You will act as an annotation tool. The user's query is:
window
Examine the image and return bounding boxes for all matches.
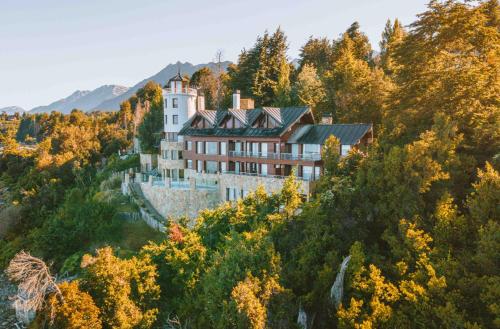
[206,142,218,155]
[274,143,280,154]
[206,161,218,174]
[165,115,168,124]
[253,114,279,128]
[314,166,321,180]
[291,144,299,157]
[172,169,179,181]
[187,159,193,169]
[165,132,178,142]
[197,160,203,173]
[220,162,227,173]
[261,164,268,176]
[303,144,320,154]
[193,118,208,128]
[226,188,238,201]
[341,145,351,156]
[252,142,259,156]
[173,115,179,125]
[171,150,178,160]
[235,142,242,153]
[172,98,178,108]
[221,115,243,129]
[302,166,313,180]
[196,141,204,154]
[261,143,268,157]
[186,141,192,151]
[220,142,227,155]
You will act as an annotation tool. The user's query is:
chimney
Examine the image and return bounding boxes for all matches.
[240,98,255,110]
[232,90,240,109]
[321,113,333,124]
[197,91,205,111]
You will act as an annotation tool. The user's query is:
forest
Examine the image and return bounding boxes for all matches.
[0,0,498,328]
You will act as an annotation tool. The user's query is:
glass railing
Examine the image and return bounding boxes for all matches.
[228,151,321,161]
[224,171,317,181]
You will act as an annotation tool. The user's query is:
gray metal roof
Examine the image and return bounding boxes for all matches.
[288,124,372,145]
[179,107,311,138]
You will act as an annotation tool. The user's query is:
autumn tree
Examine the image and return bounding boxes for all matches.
[81,247,160,329]
[385,0,500,163]
[45,281,102,329]
[293,64,326,119]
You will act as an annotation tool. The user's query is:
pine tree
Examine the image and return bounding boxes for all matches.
[294,64,326,119]
[379,19,406,75]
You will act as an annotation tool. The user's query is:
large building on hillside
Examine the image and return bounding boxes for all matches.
[136,73,373,219]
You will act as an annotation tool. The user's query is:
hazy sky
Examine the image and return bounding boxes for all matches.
[0,0,428,110]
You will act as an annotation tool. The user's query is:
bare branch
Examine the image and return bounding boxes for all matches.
[6,251,62,324]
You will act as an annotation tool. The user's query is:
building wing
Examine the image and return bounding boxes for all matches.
[288,123,373,145]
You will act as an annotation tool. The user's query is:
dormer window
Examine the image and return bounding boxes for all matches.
[220,115,243,129]
[191,117,210,129]
[253,113,279,128]
[172,98,178,108]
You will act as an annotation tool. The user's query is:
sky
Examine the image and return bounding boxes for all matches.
[0,0,429,110]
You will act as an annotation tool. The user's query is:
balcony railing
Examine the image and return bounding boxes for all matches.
[224,171,317,181]
[228,151,321,161]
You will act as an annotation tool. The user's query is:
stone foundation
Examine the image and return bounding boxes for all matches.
[138,181,219,225]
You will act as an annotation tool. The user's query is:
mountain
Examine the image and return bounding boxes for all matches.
[30,85,129,114]
[94,61,232,111]
[0,106,25,115]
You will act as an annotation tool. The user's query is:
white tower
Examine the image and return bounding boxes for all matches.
[162,71,197,141]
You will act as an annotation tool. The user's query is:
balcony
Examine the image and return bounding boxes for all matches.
[224,171,317,182]
[228,151,321,161]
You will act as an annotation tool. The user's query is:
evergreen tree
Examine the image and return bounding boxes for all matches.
[379,19,406,75]
[385,0,500,164]
[299,37,335,75]
[293,64,326,119]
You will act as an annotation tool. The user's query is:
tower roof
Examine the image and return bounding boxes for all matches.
[168,72,185,83]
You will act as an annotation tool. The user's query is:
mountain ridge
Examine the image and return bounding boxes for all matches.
[30,85,129,114]
[0,106,25,115]
[28,61,232,113]
[93,61,232,111]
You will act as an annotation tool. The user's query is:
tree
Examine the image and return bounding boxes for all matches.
[228,28,291,106]
[190,67,218,110]
[81,247,159,329]
[136,82,164,153]
[293,64,326,119]
[385,0,500,164]
[6,251,62,322]
[45,281,102,329]
[141,223,206,317]
[344,22,373,63]
[322,135,341,175]
[379,19,406,75]
[299,37,334,75]
[325,33,390,125]
[231,273,292,329]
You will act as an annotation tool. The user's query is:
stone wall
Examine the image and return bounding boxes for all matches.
[184,170,313,200]
[138,181,220,225]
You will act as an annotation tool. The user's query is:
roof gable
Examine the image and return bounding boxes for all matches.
[179,106,312,137]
